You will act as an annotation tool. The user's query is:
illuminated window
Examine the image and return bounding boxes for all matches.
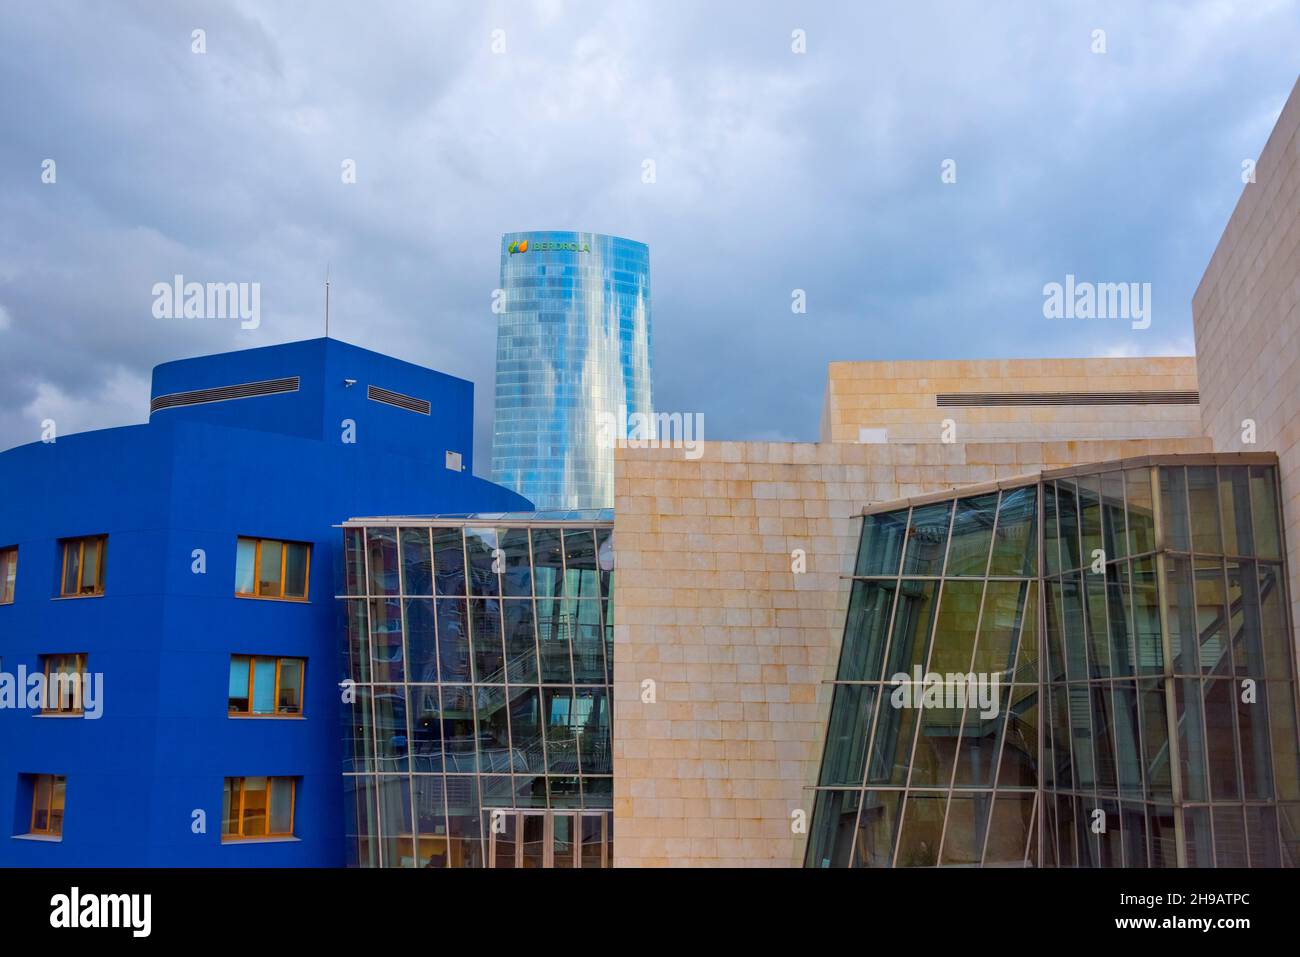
[222,777,296,840]
[59,536,106,597]
[228,655,305,716]
[235,538,310,600]
[41,654,86,715]
[0,546,16,603]
[29,774,66,836]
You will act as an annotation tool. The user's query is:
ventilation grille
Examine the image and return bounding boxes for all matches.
[936,390,1199,408]
[368,385,431,415]
[150,376,300,413]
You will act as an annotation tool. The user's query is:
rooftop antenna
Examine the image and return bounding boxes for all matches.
[324,264,331,339]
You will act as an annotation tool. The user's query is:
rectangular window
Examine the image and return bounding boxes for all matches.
[41,654,86,715]
[59,536,106,597]
[29,774,66,836]
[0,546,16,603]
[228,655,305,716]
[222,776,296,840]
[234,537,310,600]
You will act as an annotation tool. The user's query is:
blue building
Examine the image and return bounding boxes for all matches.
[0,338,529,866]
[491,231,654,510]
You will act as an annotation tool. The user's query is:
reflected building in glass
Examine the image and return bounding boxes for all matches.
[491,231,653,510]
[340,511,615,868]
[806,454,1300,867]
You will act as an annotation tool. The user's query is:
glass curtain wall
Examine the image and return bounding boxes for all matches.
[340,515,615,867]
[805,482,1041,867]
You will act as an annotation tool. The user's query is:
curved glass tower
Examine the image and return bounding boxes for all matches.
[491,231,653,510]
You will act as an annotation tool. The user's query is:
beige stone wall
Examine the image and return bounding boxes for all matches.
[820,357,1202,446]
[1193,76,1300,656]
[612,432,1210,867]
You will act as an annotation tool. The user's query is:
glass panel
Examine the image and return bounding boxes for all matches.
[1268,681,1300,801]
[1183,806,1212,867]
[836,581,896,682]
[408,685,444,772]
[1164,557,1198,674]
[221,778,239,837]
[850,791,902,867]
[413,776,448,868]
[62,542,80,595]
[445,776,483,867]
[399,528,432,596]
[345,599,370,684]
[1078,475,1102,572]
[258,539,283,597]
[283,542,308,598]
[576,688,611,774]
[509,686,546,773]
[945,493,997,577]
[432,527,466,597]
[563,529,600,599]
[1213,807,1247,867]
[819,684,875,786]
[998,687,1038,787]
[927,580,982,675]
[1100,470,1127,562]
[436,598,471,683]
[1238,678,1273,800]
[1106,562,1135,677]
[552,813,576,868]
[0,547,16,603]
[502,599,539,684]
[531,528,565,599]
[241,776,269,837]
[570,600,605,683]
[81,538,102,594]
[1043,482,1060,578]
[1249,465,1281,559]
[1125,468,1155,556]
[580,814,604,868]
[1174,678,1207,801]
[346,687,373,773]
[1084,575,1110,679]
[343,527,366,596]
[1186,466,1222,555]
[470,599,505,684]
[867,682,919,786]
[235,538,256,594]
[1120,803,1148,868]
[251,659,276,714]
[597,528,614,599]
[536,598,574,684]
[1113,683,1143,797]
[901,502,952,577]
[464,528,500,597]
[499,528,532,597]
[32,776,51,832]
[1195,561,1228,675]
[1259,563,1292,681]
[983,792,1034,865]
[544,689,579,773]
[1159,467,1190,552]
[476,685,513,773]
[1218,466,1254,556]
[884,580,939,678]
[989,485,1037,577]
[1056,480,1081,572]
[951,683,1009,788]
[1139,679,1171,798]
[805,789,859,868]
[895,794,946,867]
[520,814,547,868]
[403,598,437,684]
[373,686,409,771]
[268,779,293,834]
[855,509,907,576]
[1131,557,1163,674]
[1246,805,1281,867]
[228,656,250,712]
[441,686,476,774]
[276,658,301,714]
[377,775,413,867]
[940,793,993,865]
[370,597,404,682]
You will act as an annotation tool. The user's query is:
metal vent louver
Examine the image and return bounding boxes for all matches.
[150,376,300,413]
[367,385,431,415]
[936,390,1199,408]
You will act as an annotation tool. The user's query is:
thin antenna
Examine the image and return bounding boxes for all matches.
[324,264,331,339]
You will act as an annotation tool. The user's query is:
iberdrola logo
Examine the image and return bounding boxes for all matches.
[507,239,530,255]
[508,239,591,255]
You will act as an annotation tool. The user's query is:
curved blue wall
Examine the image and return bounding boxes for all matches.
[0,338,530,866]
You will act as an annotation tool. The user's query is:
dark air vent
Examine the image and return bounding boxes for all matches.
[367,385,431,415]
[936,390,1199,408]
[150,376,300,413]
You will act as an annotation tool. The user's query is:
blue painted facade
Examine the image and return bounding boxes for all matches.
[0,338,530,866]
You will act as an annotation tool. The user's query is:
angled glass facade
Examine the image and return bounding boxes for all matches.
[806,455,1300,867]
[340,513,615,867]
[491,231,653,510]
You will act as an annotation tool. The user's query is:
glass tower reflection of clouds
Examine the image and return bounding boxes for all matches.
[491,231,653,510]
[806,455,1300,868]
[340,514,615,868]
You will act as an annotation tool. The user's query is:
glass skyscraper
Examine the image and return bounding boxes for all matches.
[491,231,653,510]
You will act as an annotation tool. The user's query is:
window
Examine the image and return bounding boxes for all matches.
[0,546,16,603]
[29,774,66,836]
[228,656,305,716]
[41,654,86,715]
[59,536,106,597]
[222,777,295,840]
[235,538,310,600]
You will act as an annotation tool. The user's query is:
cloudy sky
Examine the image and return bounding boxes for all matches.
[1,0,1296,469]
